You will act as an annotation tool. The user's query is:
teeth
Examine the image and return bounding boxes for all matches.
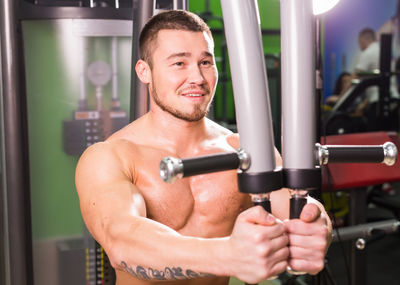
[185,94,203,97]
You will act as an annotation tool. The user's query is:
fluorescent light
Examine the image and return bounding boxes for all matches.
[313,0,340,15]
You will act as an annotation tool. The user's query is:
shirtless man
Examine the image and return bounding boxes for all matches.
[75,10,331,285]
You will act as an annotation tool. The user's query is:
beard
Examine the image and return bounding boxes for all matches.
[151,83,212,122]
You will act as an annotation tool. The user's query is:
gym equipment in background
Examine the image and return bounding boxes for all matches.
[1,1,133,284]
[63,38,129,156]
[321,131,400,285]
[324,34,400,135]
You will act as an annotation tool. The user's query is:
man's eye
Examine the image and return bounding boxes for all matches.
[174,62,184,66]
[201,60,212,66]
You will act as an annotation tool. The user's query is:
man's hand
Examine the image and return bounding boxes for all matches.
[283,203,330,275]
[227,206,289,283]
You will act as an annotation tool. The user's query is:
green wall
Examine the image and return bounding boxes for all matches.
[23,20,132,240]
[190,0,281,52]
[190,0,281,122]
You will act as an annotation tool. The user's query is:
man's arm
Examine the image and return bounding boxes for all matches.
[75,141,289,283]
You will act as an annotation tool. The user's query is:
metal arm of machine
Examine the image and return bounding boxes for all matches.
[159,140,397,227]
[332,219,400,243]
[159,141,397,193]
[219,0,283,213]
[316,142,398,166]
[160,149,251,183]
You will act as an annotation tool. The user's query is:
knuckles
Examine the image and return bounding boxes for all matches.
[309,260,325,275]
[252,231,267,244]
[233,204,329,281]
[255,242,272,257]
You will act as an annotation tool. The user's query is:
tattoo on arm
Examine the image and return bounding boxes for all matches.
[120,261,215,280]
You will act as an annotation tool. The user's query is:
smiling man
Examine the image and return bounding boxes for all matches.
[75,10,331,285]
[140,30,215,122]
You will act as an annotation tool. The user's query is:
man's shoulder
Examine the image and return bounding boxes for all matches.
[363,42,380,59]
[357,43,380,71]
[206,118,238,136]
[226,133,240,149]
[102,117,157,153]
[78,139,138,168]
[205,118,239,148]
[368,42,380,52]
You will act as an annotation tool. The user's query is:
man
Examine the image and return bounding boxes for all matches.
[352,27,380,117]
[75,10,331,285]
[356,28,380,75]
[353,27,399,128]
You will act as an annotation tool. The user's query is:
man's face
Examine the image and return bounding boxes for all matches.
[148,29,218,122]
[358,37,367,51]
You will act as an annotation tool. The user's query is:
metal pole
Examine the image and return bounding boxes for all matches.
[315,17,322,142]
[173,0,188,9]
[281,0,319,189]
[332,219,400,242]
[79,38,87,110]
[220,0,276,175]
[314,16,323,202]
[0,0,33,285]
[0,34,5,285]
[378,34,392,130]
[349,188,367,285]
[129,0,153,120]
[111,37,118,101]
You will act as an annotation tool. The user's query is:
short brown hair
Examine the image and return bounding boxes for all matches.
[359,27,376,42]
[139,10,212,68]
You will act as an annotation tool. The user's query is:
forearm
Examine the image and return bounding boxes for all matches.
[102,216,230,281]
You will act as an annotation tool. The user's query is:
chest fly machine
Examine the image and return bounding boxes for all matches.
[158,0,398,284]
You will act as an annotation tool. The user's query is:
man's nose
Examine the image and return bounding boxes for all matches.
[188,64,205,85]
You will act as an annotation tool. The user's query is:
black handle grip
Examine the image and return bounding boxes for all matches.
[253,200,271,213]
[160,152,242,183]
[326,145,384,163]
[317,142,397,166]
[182,152,240,177]
[290,196,307,219]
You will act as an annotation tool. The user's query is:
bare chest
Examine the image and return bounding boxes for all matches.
[134,155,250,237]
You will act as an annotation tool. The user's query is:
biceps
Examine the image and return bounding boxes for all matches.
[79,182,147,239]
[89,183,146,217]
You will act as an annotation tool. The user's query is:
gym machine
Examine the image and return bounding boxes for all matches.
[160,0,397,233]
[1,1,133,285]
[63,25,130,156]
[159,0,398,284]
[325,33,400,135]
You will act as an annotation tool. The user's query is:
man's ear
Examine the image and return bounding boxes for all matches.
[135,59,151,84]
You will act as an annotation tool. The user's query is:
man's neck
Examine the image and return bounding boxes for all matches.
[145,109,209,156]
